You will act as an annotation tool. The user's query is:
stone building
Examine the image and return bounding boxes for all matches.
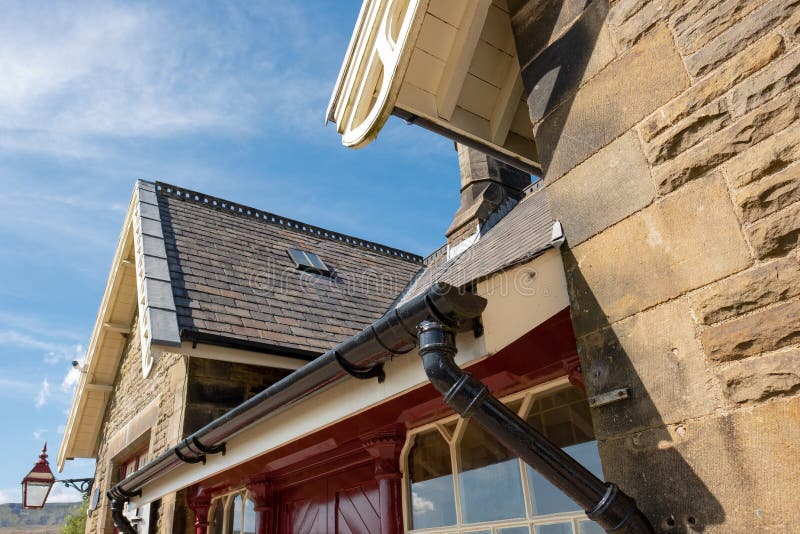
[325,0,800,532]
[59,0,800,533]
[63,166,604,533]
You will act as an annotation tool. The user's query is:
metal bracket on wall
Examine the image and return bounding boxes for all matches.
[588,388,630,408]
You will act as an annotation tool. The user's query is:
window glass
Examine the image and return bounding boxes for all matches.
[242,498,256,534]
[579,521,605,534]
[405,383,600,533]
[534,523,572,534]
[231,495,243,534]
[525,387,603,516]
[458,419,526,523]
[409,429,457,529]
[224,495,235,534]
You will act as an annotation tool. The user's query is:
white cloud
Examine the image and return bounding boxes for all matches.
[0,1,348,159]
[0,329,84,365]
[35,378,51,408]
[57,425,67,435]
[61,361,84,392]
[46,484,84,504]
[0,479,84,505]
[412,492,435,514]
[33,428,48,440]
[0,487,21,505]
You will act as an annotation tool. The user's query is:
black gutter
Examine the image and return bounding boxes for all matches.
[108,282,485,532]
[180,329,320,361]
[416,320,654,534]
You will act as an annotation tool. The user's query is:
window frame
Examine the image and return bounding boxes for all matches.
[400,377,603,534]
[286,248,332,276]
[207,489,257,534]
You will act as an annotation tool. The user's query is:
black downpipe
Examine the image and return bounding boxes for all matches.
[417,320,654,534]
[109,498,136,534]
[107,283,486,510]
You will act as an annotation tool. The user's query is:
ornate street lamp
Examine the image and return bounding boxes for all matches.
[21,443,93,509]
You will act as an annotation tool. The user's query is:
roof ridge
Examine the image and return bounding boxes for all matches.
[154,181,424,264]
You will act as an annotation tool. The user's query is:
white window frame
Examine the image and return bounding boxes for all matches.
[400,376,602,534]
[207,489,256,534]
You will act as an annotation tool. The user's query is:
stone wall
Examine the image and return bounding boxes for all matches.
[87,319,294,534]
[88,316,188,534]
[510,0,800,531]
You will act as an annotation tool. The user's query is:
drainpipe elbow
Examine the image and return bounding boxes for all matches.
[108,494,137,534]
[417,320,489,418]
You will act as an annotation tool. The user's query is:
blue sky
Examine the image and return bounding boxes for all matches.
[0,0,458,503]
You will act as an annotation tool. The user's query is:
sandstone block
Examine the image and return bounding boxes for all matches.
[690,255,800,324]
[642,99,731,165]
[785,6,800,43]
[653,92,800,194]
[607,0,683,51]
[747,200,800,258]
[719,348,800,403]
[511,0,592,70]
[638,33,784,142]
[566,174,749,331]
[521,0,615,124]
[726,122,800,189]
[728,47,800,116]
[684,0,800,78]
[736,163,800,223]
[701,298,800,361]
[579,299,720,438]
[547,131,655,245]
[536,26,687,180]
[599,396,800,532]
[672,0,760,55]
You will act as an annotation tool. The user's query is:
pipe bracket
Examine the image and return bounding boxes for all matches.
[334,351,386,383]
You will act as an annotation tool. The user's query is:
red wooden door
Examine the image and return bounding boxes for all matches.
[335,474,380,533]
[281,477,329,534]
[278,464,381,534]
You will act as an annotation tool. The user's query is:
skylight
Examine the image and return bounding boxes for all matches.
[287,248,332,275]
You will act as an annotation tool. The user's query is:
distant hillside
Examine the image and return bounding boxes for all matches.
[0,503,82,534]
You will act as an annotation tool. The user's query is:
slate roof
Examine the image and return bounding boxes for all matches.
[154,182,423,356]
[398,186,558,304]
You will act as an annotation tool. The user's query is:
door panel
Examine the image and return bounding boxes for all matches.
[336,482,380,534]
[281,478,329,534]
[279,464,381,534]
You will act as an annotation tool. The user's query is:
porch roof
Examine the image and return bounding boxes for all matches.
[327,0,539,172]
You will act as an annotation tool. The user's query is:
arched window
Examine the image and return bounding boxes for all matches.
[207,491,258,534]
[403,380,606,534]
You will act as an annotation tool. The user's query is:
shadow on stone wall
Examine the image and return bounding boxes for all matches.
[562,245,724,533]
[510,2,726,529]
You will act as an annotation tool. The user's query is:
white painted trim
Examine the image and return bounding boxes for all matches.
[435,0,492,120]
[58,187,139,470]
[85,384,114,393]
[163,342,307,371]
[103,322,132,334]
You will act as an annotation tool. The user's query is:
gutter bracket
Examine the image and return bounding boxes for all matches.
[192,437,226,456]
[174,447,206,465]
[334,350,386,383]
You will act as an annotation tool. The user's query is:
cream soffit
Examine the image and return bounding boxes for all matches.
[327,0,538,171]
[128,250,569,507]
[57,181,181,471]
